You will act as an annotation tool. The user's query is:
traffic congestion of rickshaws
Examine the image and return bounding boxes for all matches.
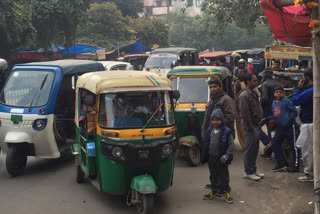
[0,41,313,213]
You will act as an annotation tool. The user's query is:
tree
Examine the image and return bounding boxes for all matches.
[0,0,34,59]
[129,17,169,48]
[77,2,136,48]
[201,0,264,36]
[169,11,273,51]
[92,0,143,17]
[31,0,90,49]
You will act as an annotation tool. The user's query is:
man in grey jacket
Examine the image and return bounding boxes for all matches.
[202,78,235,140]
[237,73,264,181]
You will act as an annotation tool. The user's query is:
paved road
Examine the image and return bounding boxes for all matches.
[0,143,315,214]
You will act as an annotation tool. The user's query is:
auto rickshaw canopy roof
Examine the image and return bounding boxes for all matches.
[167,66,231,80]
[76,70,172,94]
[151,47,198,54]
[16,59,105,75]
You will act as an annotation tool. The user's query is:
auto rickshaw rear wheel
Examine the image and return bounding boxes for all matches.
[76,165,85,184]
[185,145,201,166]
[136,193,154,214]
[6,144,27,177]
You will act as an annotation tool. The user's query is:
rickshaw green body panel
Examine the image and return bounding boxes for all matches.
[76,128,175,195]
[174,111,205,138]
[130,175,157,194]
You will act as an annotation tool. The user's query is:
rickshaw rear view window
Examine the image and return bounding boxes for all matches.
[171,77,209,103]
[99,91,174,129]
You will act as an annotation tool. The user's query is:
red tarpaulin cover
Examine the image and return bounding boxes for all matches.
[199,51,231,59]
[261,0,312,47]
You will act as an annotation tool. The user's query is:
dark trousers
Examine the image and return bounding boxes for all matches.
[259,118,271,146]
[208,156,231,194]
[244,127,260,174]
[272,125,298,168]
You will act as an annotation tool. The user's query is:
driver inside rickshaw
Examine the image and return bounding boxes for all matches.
[79,89,96,133]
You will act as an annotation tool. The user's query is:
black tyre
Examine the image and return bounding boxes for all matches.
[6,145,27,177]
[136,193,154,214]
[185,145,201,166]
[76,165,85,184]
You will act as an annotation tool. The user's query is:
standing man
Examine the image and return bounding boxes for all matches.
[237,73,264,181]
[292,68,314,182]
[202,78,235,140]
[233,59,249,81]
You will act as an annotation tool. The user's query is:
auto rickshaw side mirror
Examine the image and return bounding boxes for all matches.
[170,90,180,101]
[84,95,95,106]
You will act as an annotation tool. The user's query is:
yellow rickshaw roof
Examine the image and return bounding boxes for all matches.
[167,66,231,79]
[76,70,172,94]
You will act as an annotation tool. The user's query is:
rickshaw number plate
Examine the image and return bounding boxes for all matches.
[11,115,22,122]
[138,150,149,159]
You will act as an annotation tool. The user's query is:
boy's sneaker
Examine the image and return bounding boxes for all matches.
[243,173,261,181]
[203,191,219,200]
[271,165,287,172]
[255,172,265,178]
[225,192,233,204]
[298,175,314,182]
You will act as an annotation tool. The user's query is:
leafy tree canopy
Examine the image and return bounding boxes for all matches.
[201,0,263,36]
[92,0,143,17]
[0,0,34,58]
[169,11,273,51]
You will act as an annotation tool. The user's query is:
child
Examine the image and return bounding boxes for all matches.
[271,86,299,172]
[200,108,234,204]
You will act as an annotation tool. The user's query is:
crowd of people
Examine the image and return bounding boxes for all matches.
[200,56,314,204]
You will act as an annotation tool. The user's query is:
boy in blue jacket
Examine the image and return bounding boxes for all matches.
[201,108,234,204]
[271,86,299,172]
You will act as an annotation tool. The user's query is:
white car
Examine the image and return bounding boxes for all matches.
[99,61,133,71]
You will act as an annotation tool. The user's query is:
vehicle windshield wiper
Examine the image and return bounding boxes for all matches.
[140,103,164,133]
[28,74,48,112]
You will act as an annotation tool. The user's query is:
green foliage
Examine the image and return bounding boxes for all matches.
[77,2,136,48]
[201,0,263,36]
[169,11,273,51]
[129,17,169,48]
[0,0,34,58]
[92,0,143,17]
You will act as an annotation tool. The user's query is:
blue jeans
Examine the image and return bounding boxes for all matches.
[259,118,271,146]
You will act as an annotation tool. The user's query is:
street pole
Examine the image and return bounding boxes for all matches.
[166,0,171,46]
[312,2,320,213]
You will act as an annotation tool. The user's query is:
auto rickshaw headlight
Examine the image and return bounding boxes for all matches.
[162,144,173,155]
[32,119,47,131]
[190,107,197,114]
[112,147,123,158]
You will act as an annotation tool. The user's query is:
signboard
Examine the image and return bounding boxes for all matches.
[97,49,106,60]
[265,46,312,60]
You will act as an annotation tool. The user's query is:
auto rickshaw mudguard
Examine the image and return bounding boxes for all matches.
[179,135,199,147]
[130,175,157,194]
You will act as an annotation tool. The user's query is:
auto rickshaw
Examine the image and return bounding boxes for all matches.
[0,59,105,176]
[167,66,232,166]
[72,70,179,214]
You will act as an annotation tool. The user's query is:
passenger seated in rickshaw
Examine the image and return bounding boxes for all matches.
[79,90,96,134]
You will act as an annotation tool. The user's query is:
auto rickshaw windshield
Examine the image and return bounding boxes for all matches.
[145,55,177,69]
[99,91,174,129]
[0,70,55,107]
[171,77,209,103]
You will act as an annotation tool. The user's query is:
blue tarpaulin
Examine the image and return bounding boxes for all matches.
[60,44,104,55]
[128,41,148,54]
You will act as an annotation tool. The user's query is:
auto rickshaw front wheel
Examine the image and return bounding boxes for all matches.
[136,193,154,214]
[185,145,201,166]
[6,144,27,177]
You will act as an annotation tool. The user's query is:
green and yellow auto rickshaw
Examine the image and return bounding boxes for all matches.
[167,66,232,166]
[72,70,179,214]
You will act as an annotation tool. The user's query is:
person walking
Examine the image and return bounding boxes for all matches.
[218,56,233,72]
[292,68,314,182]
[237,73,264,181]
[271,86,299,172]
[201,109,234,204]
[202,77,235,140]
